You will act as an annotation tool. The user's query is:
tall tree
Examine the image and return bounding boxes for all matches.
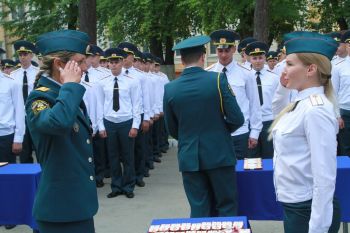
[254,0,269,43]
[78,0,96,44]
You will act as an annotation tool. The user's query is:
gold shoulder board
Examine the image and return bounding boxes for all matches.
[309,94,324,106]
[35,87,50,92]
[205,63,215,71]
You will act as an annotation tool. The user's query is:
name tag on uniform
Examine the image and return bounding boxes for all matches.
[244,158,263,170]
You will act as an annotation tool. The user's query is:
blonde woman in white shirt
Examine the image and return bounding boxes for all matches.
[271,31,341,233]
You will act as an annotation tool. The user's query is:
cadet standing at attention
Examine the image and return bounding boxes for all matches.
[245,41,279,158]
[101,48,141,199]
[207,29,262,159]
[26,29,98,233]
[1,59,16,75]
[266,51,279,72]
[164,35,244,217]
[11,40,39,164]
[271,31,340,233]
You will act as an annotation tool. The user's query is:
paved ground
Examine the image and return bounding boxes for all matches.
[0,146,346,233]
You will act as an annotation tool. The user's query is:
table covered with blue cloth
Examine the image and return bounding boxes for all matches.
[150,216,249,229]
[0,164,41,229]
[236,156,350,222]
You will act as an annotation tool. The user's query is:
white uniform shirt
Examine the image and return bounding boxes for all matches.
[206,60,263,139]
[100,74,141,129]
[272,86,337,233]
[331,57,350,111]
[331,55,346,66]
[147,72,161,116]
[11,65,39,96]
[81,80,100,134]
[252,68,279,121]
[0,73,25,142]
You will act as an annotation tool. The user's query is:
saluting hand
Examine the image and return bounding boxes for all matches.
[129,128,138,138]
[59,60,82,84]
[12,143,22,154]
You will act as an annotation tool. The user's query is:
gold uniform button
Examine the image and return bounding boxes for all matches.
[87,139,91,144]
[90,176,94,181]
[88,157,93,163]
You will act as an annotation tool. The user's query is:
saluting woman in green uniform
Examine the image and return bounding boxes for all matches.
[25,30,98,233]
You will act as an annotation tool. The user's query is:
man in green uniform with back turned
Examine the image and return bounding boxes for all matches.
[163,35,244,217]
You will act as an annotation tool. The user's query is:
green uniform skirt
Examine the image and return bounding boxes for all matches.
[36,218,95,233]
[282,198,340,233]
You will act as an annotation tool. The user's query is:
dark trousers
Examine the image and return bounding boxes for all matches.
[159,117,169,150]
[104,119,135,193]
[247,121,274,158]
[338,109,350,156]
[20,126,34,163]
[135,116,146,182]
[36,218,95,233]
[92,132,106,182]
[182,166,238,218]
[0,133,15,163]
[282,198,341,233]
[152,119,161,158]
[232,132,249,160]
[145,125,154,168]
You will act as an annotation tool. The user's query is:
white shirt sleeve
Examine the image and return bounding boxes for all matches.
[130,80,142,129]
[12,82,25,143]
[305,108,337,233]
[245,73,263,139]
[272,83,293,117]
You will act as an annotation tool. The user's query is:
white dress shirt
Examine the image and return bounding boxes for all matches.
[331,55,346,66]
[81,80,100,134]
[252,68,279,121]
[100,74,141,129]
[206,60,263,139]
[272,86,338,233]
[0,73,25,143]
[331,57,350,111]
[147,72,161,116]
[11,65,39,96]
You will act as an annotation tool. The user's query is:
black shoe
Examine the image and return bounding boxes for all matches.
[148,163,154,170]
[96,180,104,188]
[125,192,135,198]
[104,174,111,178]
[153,157,161,163]
[107,191,123,198]
[144,172,150,177]
[161,149,167,153]
[5,225,16,230]
[136,180,145,187]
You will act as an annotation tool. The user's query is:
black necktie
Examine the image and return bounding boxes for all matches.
[256,71,263,105]
[113,77,120,112]
[222,67,227,73]
[23,71,28,103]
[290,101,300,112]
[84,71,89,82]
[125,69,129,75]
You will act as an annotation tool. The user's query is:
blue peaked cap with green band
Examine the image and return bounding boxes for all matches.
[283,31,338,61]
[36,30,90,56]
[172,35,211,53]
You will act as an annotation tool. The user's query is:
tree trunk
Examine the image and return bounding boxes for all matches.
[78,0,97,44]
[337,17,348,30]
[253,0,269,43]
[149,36,163,59]
[67,3,78,30]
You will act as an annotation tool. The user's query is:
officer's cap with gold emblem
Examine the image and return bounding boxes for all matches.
[210,29,240,49]
[284,31,338,61]
[104,48,127,60]
[245,41,269,56]
[238,37,257,54]
[86,45,104,56]
[154,57,163,66]
[327,32,342,43]
[1,59,15,68]
[172,35,210,57]
[36,30,90,56]
[134,50,143,61]
[117,42,138,55]
[341,30,350,44]
[100,51,108,61]
[14,40,35,54]
[143,52,155,63]
[266,51,278,61]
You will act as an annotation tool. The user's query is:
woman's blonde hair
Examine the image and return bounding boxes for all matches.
[269,53,337,138]
[34,51,76,87]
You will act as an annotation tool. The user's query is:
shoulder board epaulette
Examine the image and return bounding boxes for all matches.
[81,81,92,87]
[309,94,324,106]
[335,59,345,66]
[266,69,277,75]
[35,86,50,92]
[237,63,251,71]
[205,63,215,71]
[2,73,13,79]
[100,74,111,80]
[10,69,20,75]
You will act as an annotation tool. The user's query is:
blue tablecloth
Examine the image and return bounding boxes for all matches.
[151,216,248,228]
[0,164,41,229]
[236,156,350,222]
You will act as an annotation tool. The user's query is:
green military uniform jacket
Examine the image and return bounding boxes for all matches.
[163,67,244,172]
[25,76,98,222]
